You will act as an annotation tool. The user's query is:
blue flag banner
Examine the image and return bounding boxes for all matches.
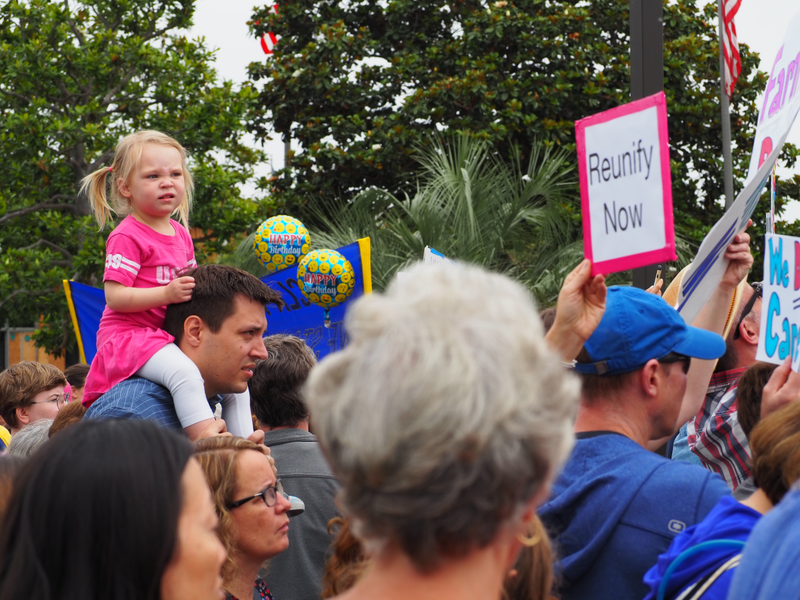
[64,238,373,364]
[260,238,372,358]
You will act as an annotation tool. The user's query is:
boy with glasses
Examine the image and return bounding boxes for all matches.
[0,361,67,436]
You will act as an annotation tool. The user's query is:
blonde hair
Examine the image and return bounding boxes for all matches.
[80,130,194,229]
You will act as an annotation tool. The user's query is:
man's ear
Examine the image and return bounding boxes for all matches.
[15,406,30,427]
[739,318,759,346]
[182,315,205,349]
[639,359,661,398]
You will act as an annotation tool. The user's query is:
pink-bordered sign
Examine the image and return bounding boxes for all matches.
[576,91,676,276]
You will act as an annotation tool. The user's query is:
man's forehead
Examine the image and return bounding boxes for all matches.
[226,295,268,326]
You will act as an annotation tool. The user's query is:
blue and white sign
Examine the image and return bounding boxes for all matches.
[757,233,800,371]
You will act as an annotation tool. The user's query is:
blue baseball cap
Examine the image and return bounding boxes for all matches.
[573,286,726,376]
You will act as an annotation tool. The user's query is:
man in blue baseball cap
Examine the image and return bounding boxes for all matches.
[539,286,733,600]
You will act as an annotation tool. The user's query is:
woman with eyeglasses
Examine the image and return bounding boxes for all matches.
[195,437,292,600]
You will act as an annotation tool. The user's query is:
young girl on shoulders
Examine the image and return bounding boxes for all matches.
[80,130,253,440]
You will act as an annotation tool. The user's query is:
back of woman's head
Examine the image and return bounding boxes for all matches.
[0,419,193,600]
[193,436,272,581]
[80,130,194,229]
[750,399,800,505]
[305,263,580,572]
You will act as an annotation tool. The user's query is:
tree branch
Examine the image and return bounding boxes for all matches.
[18,239,73,260]
[63,0,86,46]
[0,198,75,225]
[0,289,52,311]
[0,87,32,105]
[88,150,115,172]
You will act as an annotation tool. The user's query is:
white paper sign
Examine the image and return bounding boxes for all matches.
[747,9,800,182]
[757,233,800,371]
[576,92,676,276]
[677,131,790,324]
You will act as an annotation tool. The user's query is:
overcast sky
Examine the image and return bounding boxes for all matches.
[188,0,800,218]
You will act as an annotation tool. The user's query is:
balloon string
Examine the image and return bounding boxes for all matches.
[324,309,331,329]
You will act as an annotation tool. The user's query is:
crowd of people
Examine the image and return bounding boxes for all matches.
[2,129,800,600]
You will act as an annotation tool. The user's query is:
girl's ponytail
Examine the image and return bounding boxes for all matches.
[80,167,115,230]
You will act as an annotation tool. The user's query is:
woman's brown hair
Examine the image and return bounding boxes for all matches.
[750,399,800,505]
[194,437,275,582]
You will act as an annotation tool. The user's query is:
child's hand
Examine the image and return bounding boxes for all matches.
[165,276,195,305]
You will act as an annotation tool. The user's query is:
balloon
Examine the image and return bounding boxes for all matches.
[297,249,356,326]
[253,215,309,273]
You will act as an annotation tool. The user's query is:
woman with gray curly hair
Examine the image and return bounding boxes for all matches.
[306,260,605,599]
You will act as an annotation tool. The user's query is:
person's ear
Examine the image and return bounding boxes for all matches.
[739,318,759,346]
[15,406,31,427]
[117,177,132,199]
[640,359,660,398]
[182,315,205,348]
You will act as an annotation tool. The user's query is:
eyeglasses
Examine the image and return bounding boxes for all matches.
[658,352,692,374]
[29,394,68,410]
[228,479,285,510]
[733,282,763,340]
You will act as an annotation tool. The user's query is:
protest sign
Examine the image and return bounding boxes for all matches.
[747,9,800,181]
[64,238,372,364]
[676,130,790,325]
[423,246,451,265]
[576,91,676,276]
[756,233,800,371]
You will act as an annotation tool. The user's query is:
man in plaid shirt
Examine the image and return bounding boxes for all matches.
[687,281,762,490]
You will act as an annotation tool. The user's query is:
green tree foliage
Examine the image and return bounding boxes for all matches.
[228,135,598,305]
[250,0,798,272]
[0,0,269,355]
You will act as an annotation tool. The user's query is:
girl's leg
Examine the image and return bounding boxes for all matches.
[220,389,255,437]
[135,343,213,428]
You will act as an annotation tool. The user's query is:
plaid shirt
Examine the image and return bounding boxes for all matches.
[687,367,750,490]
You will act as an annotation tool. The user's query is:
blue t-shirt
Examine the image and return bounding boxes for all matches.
[642,495,759,600]
[85,377,219,431]
[728,488,800,600]
[539,432,730,600]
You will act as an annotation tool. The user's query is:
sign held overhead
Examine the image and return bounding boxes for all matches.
[576,92,676,276]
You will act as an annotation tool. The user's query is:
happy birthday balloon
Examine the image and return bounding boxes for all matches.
[297,249,356,326]
[253,215,309,273]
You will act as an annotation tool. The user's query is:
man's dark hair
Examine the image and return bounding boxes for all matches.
[249,335,317,428]
[163,265,284,345]
[64,364,90,389]
[737,361,779,439]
